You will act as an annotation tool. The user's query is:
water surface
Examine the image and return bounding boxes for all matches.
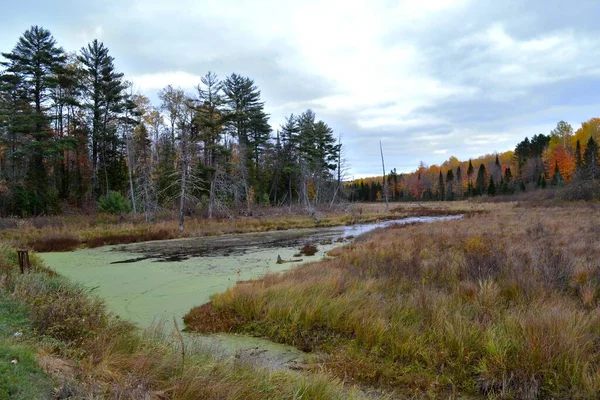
[40,215,460,368]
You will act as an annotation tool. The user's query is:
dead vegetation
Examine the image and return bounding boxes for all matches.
[0,244,365,399]
[185,202,600,399]
[299,244,319,256]
[2,202,484,252]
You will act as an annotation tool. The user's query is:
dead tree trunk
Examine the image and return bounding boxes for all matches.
[126,135,137,215]
[178,132,188,232]
[380,140,389,212]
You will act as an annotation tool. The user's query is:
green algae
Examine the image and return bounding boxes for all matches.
[39,216,460,369]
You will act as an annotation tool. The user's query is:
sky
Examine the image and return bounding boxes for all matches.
[2,0,600,178]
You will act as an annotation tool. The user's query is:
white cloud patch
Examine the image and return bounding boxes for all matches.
[130,71,201,91]
[2,0,600,176]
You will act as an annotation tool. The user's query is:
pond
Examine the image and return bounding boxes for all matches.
[39,215,461,368]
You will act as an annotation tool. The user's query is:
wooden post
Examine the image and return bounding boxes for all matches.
[17,250,29,274]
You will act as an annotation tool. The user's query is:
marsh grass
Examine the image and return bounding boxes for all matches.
[0,243,365,399]
[186,202,600,399]
[1,202,482,252]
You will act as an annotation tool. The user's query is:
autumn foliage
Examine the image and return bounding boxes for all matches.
[349,118,600,201]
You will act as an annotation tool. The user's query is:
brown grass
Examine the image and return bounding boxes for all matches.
[29,234,81,252]
[86,228,174,248]
[185,202,600,399]
[1,202,485,252]
[0,244,362,399]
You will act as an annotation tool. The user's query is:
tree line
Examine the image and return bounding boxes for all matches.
[0,26,344,224]
[349,118,600,202]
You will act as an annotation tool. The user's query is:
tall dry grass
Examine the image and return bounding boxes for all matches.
[185,202,600,399]
[0,202,482,251]
[0,244,366,399]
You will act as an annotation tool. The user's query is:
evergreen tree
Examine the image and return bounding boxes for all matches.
[514,137,531,178]
[194,71,226,169]
[520,181,527,192]
[487,176,496,196]
[504,166,512,182]
[494,154,501,181]
[438,171,445,201]
[467,159,474,186]
[1,26,67,214]
[455,165,462,199]
[78,39,127,196]
[503,166,513,193]
[445,168,454,201]
[583,136,599,180]
[279,114,300,205]
[551,161,563,186]
[223,73,270,195]
[388,168,398,201]
[475,164,487,195]
[540,173,547,188]
[575,139,583,178]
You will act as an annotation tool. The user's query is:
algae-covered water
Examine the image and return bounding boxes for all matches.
[40,216,460,368]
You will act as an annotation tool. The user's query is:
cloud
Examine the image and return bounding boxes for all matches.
[2,0,600,176]
[131,71,201,91]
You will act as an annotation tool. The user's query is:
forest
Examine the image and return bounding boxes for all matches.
[0,26,343,224]
[349,120,600,202]
[3,25,600,225]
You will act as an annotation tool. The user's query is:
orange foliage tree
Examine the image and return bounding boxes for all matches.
[543,144,575,182]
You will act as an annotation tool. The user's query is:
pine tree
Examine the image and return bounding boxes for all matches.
[475,164,486,195]
[279,114,300,205]
[78,39,127,196]
[583,136,599,180]
[445,168,454,201]
[438,171,445,201]
[575,139,583,178]
[520,181,526,192]
[494,154,501,181]
[487,176,496,196]
[551,160,563,186]
[1,26,67,214]
[467,159,474,185]
[223,73,270,195]
[193,72,228,216]
[194,71,226,168]
[455,165,462,199]
[540,173,547,188]
[504,166,512,182]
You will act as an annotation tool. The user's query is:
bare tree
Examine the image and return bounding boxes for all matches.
[380,140,389,211]
[178,98,196,232]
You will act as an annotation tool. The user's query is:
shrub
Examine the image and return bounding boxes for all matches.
[29,234,81,252]
[300,244,318,256]
[98,191,131,215]
[12,274,107,345]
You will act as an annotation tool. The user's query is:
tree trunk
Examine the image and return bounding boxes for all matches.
[208,169,217,219]
[126,135,137,215]
[179,130,188,232]
[380,140,389,212]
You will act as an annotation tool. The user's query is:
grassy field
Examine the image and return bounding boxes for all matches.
[185,201,600,399]
[0,202,481,252]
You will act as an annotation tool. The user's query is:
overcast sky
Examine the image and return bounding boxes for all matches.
[2,0,600,177]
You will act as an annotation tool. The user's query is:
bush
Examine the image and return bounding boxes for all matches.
[558,180,600,201]
[12,274,107,345]
[29,234,81,252]
[98,191,131,215]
